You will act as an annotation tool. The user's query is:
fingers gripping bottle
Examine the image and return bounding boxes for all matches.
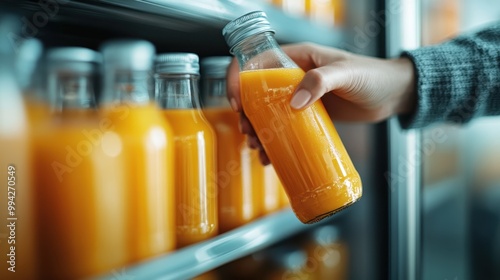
[222,11,362,223]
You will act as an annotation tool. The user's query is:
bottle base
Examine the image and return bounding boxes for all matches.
[303,195,362,224]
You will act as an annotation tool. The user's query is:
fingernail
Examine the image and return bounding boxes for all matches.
[290,89,312,109]
[230,98,239,112]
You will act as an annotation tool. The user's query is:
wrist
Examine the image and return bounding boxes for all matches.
[390,56,417,116]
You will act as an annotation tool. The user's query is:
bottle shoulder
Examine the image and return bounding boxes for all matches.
[162,109,215,136]
[99,103,173,135]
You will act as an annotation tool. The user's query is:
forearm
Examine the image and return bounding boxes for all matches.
[398,22,500,129]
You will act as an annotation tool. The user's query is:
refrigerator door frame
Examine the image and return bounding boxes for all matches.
[386,0,422,280]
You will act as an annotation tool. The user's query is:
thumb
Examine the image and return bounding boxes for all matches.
[290,64,349,109]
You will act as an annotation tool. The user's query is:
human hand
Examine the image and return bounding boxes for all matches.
[226,42,416,164]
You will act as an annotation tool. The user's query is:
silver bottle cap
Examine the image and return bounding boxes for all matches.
[222,11,275,54]
[155,53,199,75]
[200,56,232,78]
[46,47,101,72]
[47,47,101,63]
[100,39,155,71]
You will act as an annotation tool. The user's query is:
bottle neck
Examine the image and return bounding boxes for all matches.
[155,73,201,110]
[101,68,153,106]
[49,71,97,112]
[201,77,229,109]
[232,32,297,71]
[0,54,27,135]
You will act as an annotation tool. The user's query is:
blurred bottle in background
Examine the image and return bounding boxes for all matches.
[263,245,311,280]
[273,0,306,18]
[259,164,283,216]
[302,225,349,280]
[99,40,176,263]
[305,0,333,27]
[155,53,217,248]
[269,0,344,27]
[15,37,50,129]
[422,0,460,45]
[306,0,344,27]
[33,47,128,279]
[0,14,38,280]
[201,56,282,233]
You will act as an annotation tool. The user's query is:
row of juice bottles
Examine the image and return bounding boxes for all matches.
[204,225,348,280]
[0,25,289,280]
[264,0,345,27]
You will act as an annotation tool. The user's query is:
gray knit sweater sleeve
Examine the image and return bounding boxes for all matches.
[399,22,500,129]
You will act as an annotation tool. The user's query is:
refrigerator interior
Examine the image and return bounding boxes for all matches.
[1,0,390,279]
[419,0,500,279]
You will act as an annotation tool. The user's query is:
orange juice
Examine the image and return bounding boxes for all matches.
[0,52,37,278]
[162,109,217,247]
[278,179,290,208]
[203,108,267,232]
[0,138,36,280]
[101,103,176,261]
[240,68,362,223]
[33,111,128,279]
[261,165,282,215]
[25,98,51,128]
[0,108,37,280]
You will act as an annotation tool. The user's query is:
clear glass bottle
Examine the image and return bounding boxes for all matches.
[47,47,99,116]
[33,47,129,279]
[201,56,262,232]
[99,40,176,261]
[223,11,362,224]
[155,53,218,247]
[16,38,50,132]
[0,14,37,280]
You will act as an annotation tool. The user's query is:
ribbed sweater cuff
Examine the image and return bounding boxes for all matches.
[397,22,500,129]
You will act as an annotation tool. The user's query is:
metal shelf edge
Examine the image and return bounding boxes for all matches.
[96,0,343,46]
[95,208,310,280]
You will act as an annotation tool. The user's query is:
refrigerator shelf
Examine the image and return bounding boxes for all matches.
[4,0,342,51]
[98,0,343,45]
[96,208,317,280]
[4,2,346,279]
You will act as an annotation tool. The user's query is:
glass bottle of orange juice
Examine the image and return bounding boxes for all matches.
[0,16,37,279]
[16,38,52,132]
[154,53,218,247]
[222,11,362,224]
[33,47,128,279]
[201,56,268,232]
[99,40,176,262]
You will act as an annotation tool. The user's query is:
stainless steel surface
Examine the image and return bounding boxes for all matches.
[94,208,317,280]
[386,1,422,280]
[4,1,386,279]
[155,52,200,75]
[4,0,342,48]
